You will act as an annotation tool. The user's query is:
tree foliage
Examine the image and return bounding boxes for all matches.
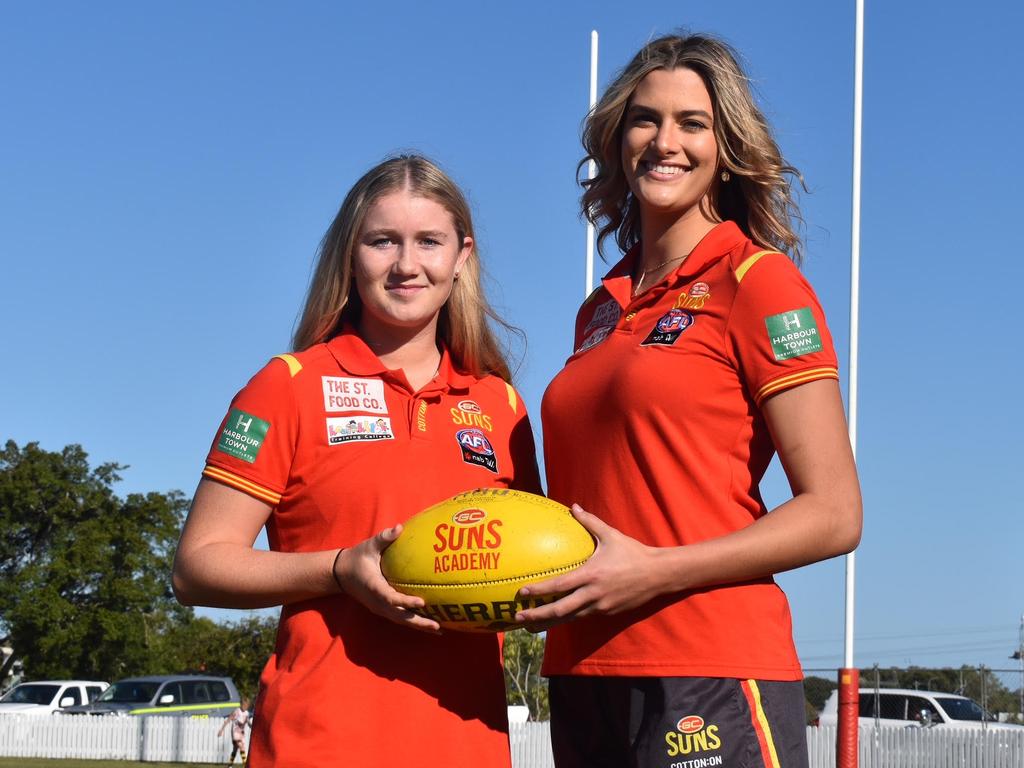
[0,440,188,679]
[0,440,280,697]
[503,629,549,720]
[159,615,278,700]
[803,675,838,722]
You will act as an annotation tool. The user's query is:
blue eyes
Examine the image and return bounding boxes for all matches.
[368,237,442,248]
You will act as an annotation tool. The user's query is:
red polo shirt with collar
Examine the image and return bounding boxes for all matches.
[202,327,541,768]
[541,221,839,680]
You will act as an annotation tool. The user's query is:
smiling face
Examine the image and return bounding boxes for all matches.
[353,187,471,347]
[621,67,720,225]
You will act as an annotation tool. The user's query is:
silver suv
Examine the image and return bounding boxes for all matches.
[62,674,240,718]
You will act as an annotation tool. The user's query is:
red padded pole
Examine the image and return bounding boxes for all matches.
[836,668,859,768]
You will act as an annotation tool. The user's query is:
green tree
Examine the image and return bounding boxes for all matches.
[503,629,549,720]
[0,440,189,681]
[803,675,837,722]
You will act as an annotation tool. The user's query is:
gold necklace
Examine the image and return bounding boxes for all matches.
[633,253,687,296]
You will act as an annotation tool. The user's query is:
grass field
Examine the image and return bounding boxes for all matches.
[0,760,222,768]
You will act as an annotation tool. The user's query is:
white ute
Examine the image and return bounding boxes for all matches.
[818,687,1024,730]
[0,680,109,716]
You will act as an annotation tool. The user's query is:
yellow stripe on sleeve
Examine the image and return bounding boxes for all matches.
[746,680,782,768]
[734,250,781,284]
[203,465,282,506]
[274,353,303,377]
[755,367,839,405]
[505,383,518,414]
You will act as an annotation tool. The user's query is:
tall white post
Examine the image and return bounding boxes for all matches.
[844,0,865,673]
[585,30,599,297]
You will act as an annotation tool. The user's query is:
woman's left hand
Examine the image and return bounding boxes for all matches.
[513,504,665,632]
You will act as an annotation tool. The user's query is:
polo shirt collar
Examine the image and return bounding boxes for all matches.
[601,221,748,306]
[325,326,476,393]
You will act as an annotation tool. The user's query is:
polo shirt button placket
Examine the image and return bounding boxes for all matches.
[409,392,444,440]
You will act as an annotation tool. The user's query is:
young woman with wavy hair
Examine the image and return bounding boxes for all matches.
[518,34,862,768]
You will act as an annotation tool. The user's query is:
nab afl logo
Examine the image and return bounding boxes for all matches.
[453,508,486,525]
[656,309,693,333]
[456,428,498,473]
[642,309,695,346]
[457,428,494,455]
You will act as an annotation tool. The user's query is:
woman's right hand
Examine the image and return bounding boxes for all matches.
[333,524,442,634]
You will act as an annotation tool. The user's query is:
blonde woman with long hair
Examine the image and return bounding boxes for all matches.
[174,154,540,768]
[517,34,862,768]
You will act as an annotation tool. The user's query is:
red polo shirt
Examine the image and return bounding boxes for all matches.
[541,221,838,680]
[203,327,541,768]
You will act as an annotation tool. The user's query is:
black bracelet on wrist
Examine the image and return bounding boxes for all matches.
[331,548,346,593]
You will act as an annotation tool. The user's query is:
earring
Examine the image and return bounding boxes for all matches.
[454,271,460,280]
[720,170,731,182]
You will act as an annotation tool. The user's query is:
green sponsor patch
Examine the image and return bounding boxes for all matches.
[216,408,270,463]
[765,307,822,361]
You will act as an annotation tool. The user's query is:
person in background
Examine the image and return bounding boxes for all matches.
[217,695,251,765]
[517,33,863,768]
[174,154,541,768]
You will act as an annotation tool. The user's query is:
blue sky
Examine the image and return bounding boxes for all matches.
[3,1,1022,676]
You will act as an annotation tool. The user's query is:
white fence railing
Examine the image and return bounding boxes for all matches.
[1,717,1022,767]
[0,715,248,762]
[809,724,1024,768]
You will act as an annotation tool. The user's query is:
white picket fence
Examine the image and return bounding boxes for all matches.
[0,714,248,762]
[809,724,1024,768]
[1,717,1022,767]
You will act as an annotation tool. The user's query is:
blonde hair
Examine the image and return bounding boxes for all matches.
[293,155,513,381]
[580,33,805,262]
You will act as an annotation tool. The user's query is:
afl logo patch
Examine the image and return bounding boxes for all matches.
[641,309,694,346]
[456,428,498,473]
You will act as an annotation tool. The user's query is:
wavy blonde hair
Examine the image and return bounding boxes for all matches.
[580,33,805,263]
[293,155,513,381]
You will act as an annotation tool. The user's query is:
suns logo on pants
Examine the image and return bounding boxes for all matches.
[665,714,722,758]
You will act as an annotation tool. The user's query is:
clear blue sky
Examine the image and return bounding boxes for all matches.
[3,1,1022,676]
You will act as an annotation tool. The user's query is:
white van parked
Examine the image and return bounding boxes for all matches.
[0,680,109,716]
[818,688,1024,730]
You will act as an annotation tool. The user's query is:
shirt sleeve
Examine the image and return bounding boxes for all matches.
[202,357,299,506]
[503,382,543,495]
[726,253,840,407]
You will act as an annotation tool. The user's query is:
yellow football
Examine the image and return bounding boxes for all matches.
[381,488,595,632]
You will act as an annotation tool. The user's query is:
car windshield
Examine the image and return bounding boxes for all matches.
[0,684,60,705]
[97,681,159,704]
[935,696,987,721]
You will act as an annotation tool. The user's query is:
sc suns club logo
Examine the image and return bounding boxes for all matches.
[455,428,498,473]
